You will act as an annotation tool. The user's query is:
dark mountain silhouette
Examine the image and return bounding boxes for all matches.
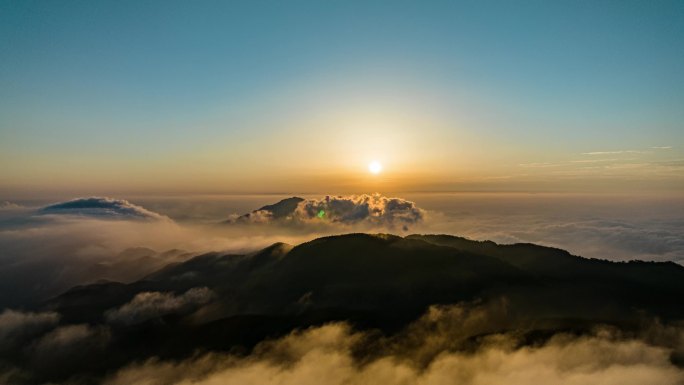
[224,195,425,228]
[229,196,304,223]
[49,233,684,322]
[38,197,167,220]
[255,197,305,218]
[17,233,684,383]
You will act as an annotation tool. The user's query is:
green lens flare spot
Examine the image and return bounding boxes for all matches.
[317,210,325,218]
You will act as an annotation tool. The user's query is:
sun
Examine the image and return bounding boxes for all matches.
[368,161,383,174]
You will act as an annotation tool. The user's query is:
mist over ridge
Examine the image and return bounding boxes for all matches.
[0,193,681,384]
[1,230,684,384]
[38,197,170,221]
[2,1,683,383]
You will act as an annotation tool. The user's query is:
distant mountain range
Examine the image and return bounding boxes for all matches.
[229,196,305,222]
[225,195,425,228]
[51,233,684,325]
[10,233,684,383]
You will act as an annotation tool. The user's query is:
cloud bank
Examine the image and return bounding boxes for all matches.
[105,287,214,325]
[0,310,112,384]
[0,201,22,210]
[0,192,681,313]
[28,323,111,368]
[431,215,684,264]
[0,310,59,351]
[412,193,684,264]
[104,302,684,385]
[38,197,169,221]
[0,293,682,384]
[0,196,321,309]
[234,194,425,230]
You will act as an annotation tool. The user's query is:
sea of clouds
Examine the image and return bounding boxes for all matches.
[0,299,683,384]
[0,193,681,309]
[0,193,682,383]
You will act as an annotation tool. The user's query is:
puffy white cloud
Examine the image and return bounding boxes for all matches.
[234,194,425,230]
[31,324,110,354]
[105,287,214,325]
[0,203,319,309]
[238,209,276,224]
[38,197,169,221]
[26,323,112,379]
[0,309,59,350]
[104,303,684,385]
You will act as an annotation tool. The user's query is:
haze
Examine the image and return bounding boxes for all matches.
[1,2,684,385]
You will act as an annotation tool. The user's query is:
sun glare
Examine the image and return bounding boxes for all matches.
[368,161,383,174]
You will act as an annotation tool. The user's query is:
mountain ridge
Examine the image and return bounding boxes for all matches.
[25,232,684,384]
[47,232,684,323]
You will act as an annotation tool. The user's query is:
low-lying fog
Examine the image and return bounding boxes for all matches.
[0,192,682,308]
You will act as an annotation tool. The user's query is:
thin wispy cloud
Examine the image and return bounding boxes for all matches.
[581,150,647,155]
[581,146,673,156]
[0,201,23,210]
[105,287,214,325]
[517,163,559,168]
[516,146,682,179]
[570,158,622,163]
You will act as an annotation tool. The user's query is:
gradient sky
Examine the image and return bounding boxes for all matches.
[1,0,683,195]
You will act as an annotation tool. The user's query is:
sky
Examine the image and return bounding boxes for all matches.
[1,0,683,196]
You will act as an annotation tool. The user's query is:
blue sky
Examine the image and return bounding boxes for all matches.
[1,0,683,194]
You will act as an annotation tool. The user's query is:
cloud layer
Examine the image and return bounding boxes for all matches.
[0,197,319,309]
[0,310,59,351]
[410,193,684,264]
[0,192,681,313]
[235,194,425,230]
[105,287,214,325]
[0,309,112,384]
[38,197,169,221]
[106,331,684,385]
[0,201,22,210]
[104,302,684,385]
[0,295,682,384]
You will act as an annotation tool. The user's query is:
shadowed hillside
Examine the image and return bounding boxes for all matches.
[51,233,684,325]
[8,233,684,383]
